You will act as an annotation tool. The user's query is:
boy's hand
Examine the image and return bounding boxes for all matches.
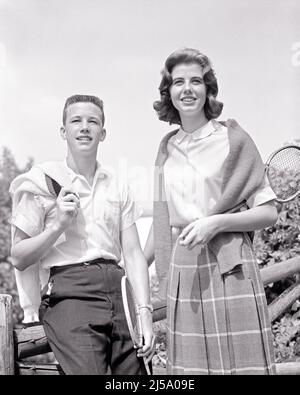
[54,187,80,231]
[137,308,156,359]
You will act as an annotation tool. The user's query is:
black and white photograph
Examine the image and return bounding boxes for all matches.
[0,0,300,378]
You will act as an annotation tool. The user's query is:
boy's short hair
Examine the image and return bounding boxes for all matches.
[63,94,105,126]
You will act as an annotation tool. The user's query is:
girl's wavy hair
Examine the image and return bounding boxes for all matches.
[153,48,223,125]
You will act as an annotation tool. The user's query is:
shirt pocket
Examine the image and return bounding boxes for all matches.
[103,199,121,235]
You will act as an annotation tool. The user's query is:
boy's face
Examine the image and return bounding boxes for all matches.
[60,101,105,157]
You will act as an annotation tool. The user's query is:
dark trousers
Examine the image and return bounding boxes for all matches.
[41,260,147,375]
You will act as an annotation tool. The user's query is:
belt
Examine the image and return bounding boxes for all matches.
[50,258,118,275]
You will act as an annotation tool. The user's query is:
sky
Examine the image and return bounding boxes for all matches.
[0,0,300,217]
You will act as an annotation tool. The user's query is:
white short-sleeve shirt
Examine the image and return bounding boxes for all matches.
[11,161,142,269]
[164,120,276,227]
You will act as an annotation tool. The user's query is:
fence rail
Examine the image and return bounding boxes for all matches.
[1,256,300,375]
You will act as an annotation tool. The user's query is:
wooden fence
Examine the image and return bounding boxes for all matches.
[1,256,300,375]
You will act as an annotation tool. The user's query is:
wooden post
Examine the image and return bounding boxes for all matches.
[0,294,14,375]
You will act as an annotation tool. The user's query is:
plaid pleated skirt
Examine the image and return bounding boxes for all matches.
[166,232,276,375]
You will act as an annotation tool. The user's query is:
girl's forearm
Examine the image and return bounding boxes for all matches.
[216,203,278,233]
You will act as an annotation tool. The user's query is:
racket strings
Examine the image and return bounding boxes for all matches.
[267,147,300,201]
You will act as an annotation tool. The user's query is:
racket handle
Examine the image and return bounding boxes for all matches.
[137,312,144,347]
[143,357,151,375]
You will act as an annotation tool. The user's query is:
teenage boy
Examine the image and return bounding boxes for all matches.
[10,95,154,375]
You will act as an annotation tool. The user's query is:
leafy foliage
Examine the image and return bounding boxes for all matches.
[152,321,167,368]
[272,305,300,362]
[0,147,33,323]
[255,142,300,266]
[0,261,23,323]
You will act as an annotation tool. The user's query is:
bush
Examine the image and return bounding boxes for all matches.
[0,261,23,323]
[0,147,33,324]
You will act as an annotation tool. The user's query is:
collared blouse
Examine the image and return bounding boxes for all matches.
[164,120,276,227]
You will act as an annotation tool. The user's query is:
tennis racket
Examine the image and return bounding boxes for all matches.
[265,145,300,203]
[121,275,152,375]
[227,144,300,213]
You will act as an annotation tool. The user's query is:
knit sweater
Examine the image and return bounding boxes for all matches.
[9,162,70,322]
[153,119,265,301]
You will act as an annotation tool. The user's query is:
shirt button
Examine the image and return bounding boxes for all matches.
[171,227,180,237]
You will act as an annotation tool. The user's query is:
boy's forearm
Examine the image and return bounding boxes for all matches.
[12,224,65,271]
[125,250,151,306]
[143,223,155,267]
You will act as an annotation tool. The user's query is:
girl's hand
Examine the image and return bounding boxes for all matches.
[179,215,220,249]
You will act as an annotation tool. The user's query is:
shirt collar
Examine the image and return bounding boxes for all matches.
[175,119,218,144]
[63,160,108,182]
